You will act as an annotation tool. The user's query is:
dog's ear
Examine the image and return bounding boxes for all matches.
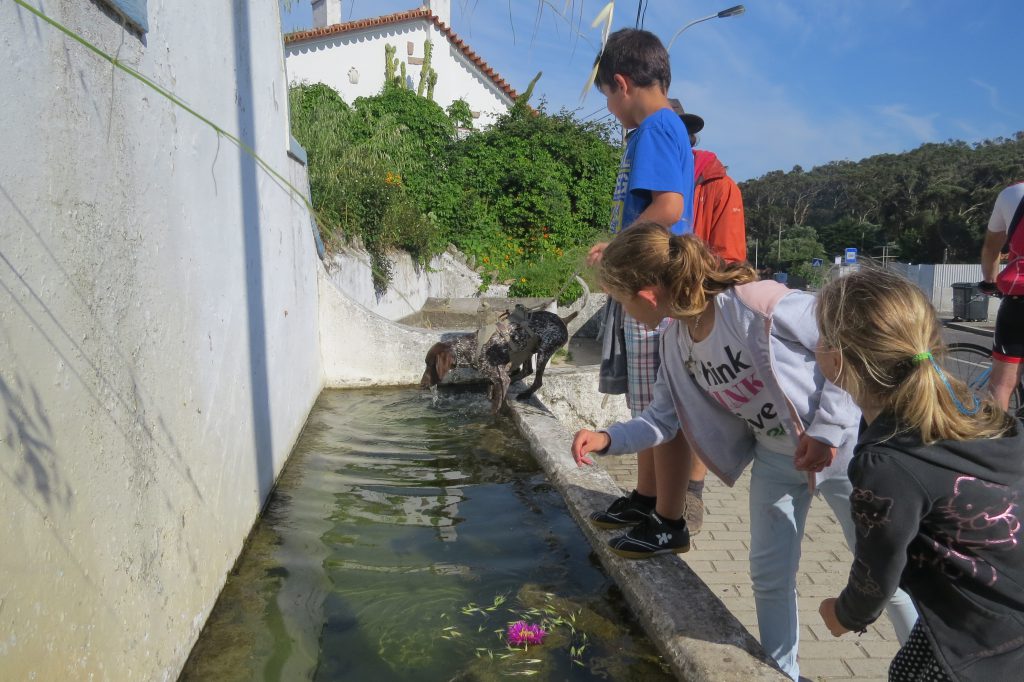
[434,347,454,381]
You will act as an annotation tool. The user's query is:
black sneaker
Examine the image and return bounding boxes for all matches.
[589,491,654,529]
[608,512,690,559]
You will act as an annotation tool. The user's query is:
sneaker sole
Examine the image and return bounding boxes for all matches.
[589,517,641,530]
[609,544,690,559]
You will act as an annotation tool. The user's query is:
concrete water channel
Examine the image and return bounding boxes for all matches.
[182,291,785,681]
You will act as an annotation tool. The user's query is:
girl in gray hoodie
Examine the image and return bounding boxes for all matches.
[571,224,916,679]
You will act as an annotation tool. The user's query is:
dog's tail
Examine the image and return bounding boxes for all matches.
[559,275,590,325]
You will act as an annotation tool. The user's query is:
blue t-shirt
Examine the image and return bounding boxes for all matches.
[609,108,694,235]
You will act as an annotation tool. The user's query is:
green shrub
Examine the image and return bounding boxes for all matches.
[290,82,620,300]
[434,102,620,295]
[290,83,436,291]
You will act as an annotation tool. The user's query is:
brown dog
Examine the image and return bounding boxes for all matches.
[420,307,577,412]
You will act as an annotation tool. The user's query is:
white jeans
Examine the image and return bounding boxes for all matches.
[748,445,917,680]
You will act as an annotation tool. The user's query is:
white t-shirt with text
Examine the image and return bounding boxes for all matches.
[682,298,792,454]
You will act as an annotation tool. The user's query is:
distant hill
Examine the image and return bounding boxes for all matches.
[738,132,1024,265]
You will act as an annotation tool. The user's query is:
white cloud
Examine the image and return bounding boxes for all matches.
[875,104,937,141]
[971,79,1013,116]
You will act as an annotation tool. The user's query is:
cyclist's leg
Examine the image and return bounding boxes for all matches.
[991,295,1024,411]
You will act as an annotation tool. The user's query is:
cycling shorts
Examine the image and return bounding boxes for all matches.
[993,295,1024,362]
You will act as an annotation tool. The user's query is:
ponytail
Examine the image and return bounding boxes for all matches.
[816,267,1013,443]
[600,223,757,316]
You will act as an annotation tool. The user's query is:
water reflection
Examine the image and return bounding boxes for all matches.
[181,388,670,681]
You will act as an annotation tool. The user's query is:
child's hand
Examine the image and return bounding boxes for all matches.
[794,433,836,472]
[587,242,609,266]
[818,598,850,637]
[571,430,608,466]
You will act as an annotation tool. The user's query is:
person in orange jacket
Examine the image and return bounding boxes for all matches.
[672,100,747,263]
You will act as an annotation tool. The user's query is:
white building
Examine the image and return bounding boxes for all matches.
[285,0,518,127]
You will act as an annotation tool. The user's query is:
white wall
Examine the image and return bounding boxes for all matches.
[0,1,322,679]
[326,246,485,320]
[285,21,513,126]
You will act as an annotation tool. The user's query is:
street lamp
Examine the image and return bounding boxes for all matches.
[667,5,745,51]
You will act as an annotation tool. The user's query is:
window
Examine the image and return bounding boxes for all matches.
[101,0,148,33]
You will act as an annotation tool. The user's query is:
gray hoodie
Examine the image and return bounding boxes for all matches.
[603,280,861,487]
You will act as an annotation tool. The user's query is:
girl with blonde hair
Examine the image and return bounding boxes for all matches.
[571,223,915,679]
[815,267,1024,681]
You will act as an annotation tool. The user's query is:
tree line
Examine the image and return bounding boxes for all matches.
[739,132,1024,273]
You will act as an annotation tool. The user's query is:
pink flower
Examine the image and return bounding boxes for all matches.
[506,620,546,646]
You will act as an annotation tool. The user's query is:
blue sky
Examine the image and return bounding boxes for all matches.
[281,1,1024,181]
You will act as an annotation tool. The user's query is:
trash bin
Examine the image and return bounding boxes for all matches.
[952,282,990,321]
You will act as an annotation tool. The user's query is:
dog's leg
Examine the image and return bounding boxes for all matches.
[491,368,511,413]
[508,356,534,383]
[516,351,551,401]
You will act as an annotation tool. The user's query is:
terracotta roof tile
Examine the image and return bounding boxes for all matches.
[284,7,519,103]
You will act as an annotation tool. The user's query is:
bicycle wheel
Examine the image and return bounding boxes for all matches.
[945,342,1023,416]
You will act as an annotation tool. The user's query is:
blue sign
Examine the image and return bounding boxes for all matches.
[844,247,857,264]
[811,258,823,267]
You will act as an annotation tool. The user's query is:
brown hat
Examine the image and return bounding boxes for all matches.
[669,97,704,134]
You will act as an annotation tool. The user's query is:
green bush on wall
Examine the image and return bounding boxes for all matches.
[289,80,620,300]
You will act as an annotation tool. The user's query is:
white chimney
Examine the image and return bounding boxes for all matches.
[311,0,342,28]
[424,0,451,26]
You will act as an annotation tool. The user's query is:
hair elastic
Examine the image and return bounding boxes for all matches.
[911,351,932,364]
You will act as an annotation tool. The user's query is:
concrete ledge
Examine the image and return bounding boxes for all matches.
[944,320,995,338]
[507,392,786,681]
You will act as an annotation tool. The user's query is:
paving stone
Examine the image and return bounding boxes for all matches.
[845,657,896,677]
[797,640,867,659]
[585,422,902,680]
[857,640,901,659]
[707,530,750,541]
[799,657,854,678]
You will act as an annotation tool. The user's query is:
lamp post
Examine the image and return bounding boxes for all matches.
[667,5,745,51]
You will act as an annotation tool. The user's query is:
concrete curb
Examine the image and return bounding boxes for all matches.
[507,390,786,681]
[944,321,995,338]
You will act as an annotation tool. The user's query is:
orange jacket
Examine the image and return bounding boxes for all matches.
[692,150,747,263]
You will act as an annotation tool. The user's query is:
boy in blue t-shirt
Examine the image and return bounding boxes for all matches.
[586,28,696,559]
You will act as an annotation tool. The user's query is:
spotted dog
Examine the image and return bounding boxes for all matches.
[420,305,580,412]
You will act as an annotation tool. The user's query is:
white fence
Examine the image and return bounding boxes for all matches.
[889,263,996,321]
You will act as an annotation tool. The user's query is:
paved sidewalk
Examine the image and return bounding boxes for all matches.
[599,452,900,682]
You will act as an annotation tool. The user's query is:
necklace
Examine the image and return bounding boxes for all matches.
[684,304,709,376]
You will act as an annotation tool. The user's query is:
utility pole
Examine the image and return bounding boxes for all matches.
[878,242,899,269]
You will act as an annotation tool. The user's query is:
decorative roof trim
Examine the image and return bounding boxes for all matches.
[284,8,518,103]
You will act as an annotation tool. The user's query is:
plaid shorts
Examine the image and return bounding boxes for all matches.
[623,312,671,417]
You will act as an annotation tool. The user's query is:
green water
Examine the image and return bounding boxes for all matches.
[181,388,672,681]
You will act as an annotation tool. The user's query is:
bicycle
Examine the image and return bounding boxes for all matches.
[945,341,1024,417]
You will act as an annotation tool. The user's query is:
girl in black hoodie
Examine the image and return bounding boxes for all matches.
[814,267,1024,681]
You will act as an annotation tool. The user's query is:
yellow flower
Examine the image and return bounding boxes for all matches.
[483,256,490,264]
[520,277,527,283]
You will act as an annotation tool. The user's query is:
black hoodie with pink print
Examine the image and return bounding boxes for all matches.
[835,414,1024,680]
